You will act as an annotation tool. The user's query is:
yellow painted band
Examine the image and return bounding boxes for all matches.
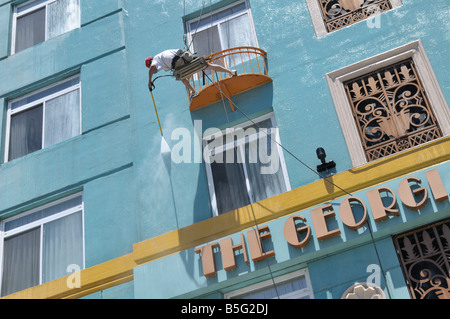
[3,136,450,299]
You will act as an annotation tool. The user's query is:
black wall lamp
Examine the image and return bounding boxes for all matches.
[316,147,336,173]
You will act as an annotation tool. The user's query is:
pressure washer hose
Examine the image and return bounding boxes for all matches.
[149,87,163,137]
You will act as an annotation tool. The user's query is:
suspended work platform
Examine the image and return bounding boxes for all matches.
[187,47,272,112]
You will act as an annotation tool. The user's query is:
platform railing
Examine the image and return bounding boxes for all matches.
[187,46,269,93]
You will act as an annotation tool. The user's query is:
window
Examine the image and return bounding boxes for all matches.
[203,114,290,216]
[5,75,81,162]
[0,193,84,297]
[344,58,442,162]
[306,0,403,37]
[185,0,258,57]
[12,0,80,54]
[327,41,450,166]
[393,218,450,299]
[225,269,314,299]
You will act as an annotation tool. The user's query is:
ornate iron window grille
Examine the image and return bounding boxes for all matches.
[319,0,392,32]
[394,219,450,299]
[343,59,442,162]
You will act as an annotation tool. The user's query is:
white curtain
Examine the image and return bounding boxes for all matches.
[245,132,286,203]
[42,211,83,283]
[221,14,257,50]
[44,89,80,148]
[47,0,80,39]
[1,228,40,297]
[210,121,287,215]
[15,7,46,53]
[192,25,222,57]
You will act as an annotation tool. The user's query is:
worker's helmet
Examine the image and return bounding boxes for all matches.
[145,57,153,68]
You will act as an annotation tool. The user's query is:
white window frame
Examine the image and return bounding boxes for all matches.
[185,0,259,55]
[305,0,403,37]
[11,0,81,54]
[5,75,82,162]
[0,192,85,294]
[224,269,314,299]
[203,113,291,217]
[326,40,450,167]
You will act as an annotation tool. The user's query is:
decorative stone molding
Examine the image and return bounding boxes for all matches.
[305,0,403,37]
[341,283,386,299]
[326,40,450,167]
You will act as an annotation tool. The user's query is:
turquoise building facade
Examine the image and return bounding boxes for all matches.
[0,0,449,299]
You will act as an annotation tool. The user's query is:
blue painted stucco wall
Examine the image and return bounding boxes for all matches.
[0,0,138,298]
[0,0,449,299]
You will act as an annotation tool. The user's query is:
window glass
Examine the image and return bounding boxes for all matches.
[11,76,80,110]
[44,89,81,148]
[187,1,257,57]
[245,136,286,203]
[42,211,83,283]
[4,195,82,231]
[9,104,43,161]
[15,7,46,53]
[13,0,80,53]
[1,194,84,297]
[47,0,80,39]
[204,115,289,216]
[17,0,48,14]
[1,228,40,297]
[220,14,257,49]
[192,26,221,58]
[210,151,251,215]
[7,76,81,162]
[189,2,247,31]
